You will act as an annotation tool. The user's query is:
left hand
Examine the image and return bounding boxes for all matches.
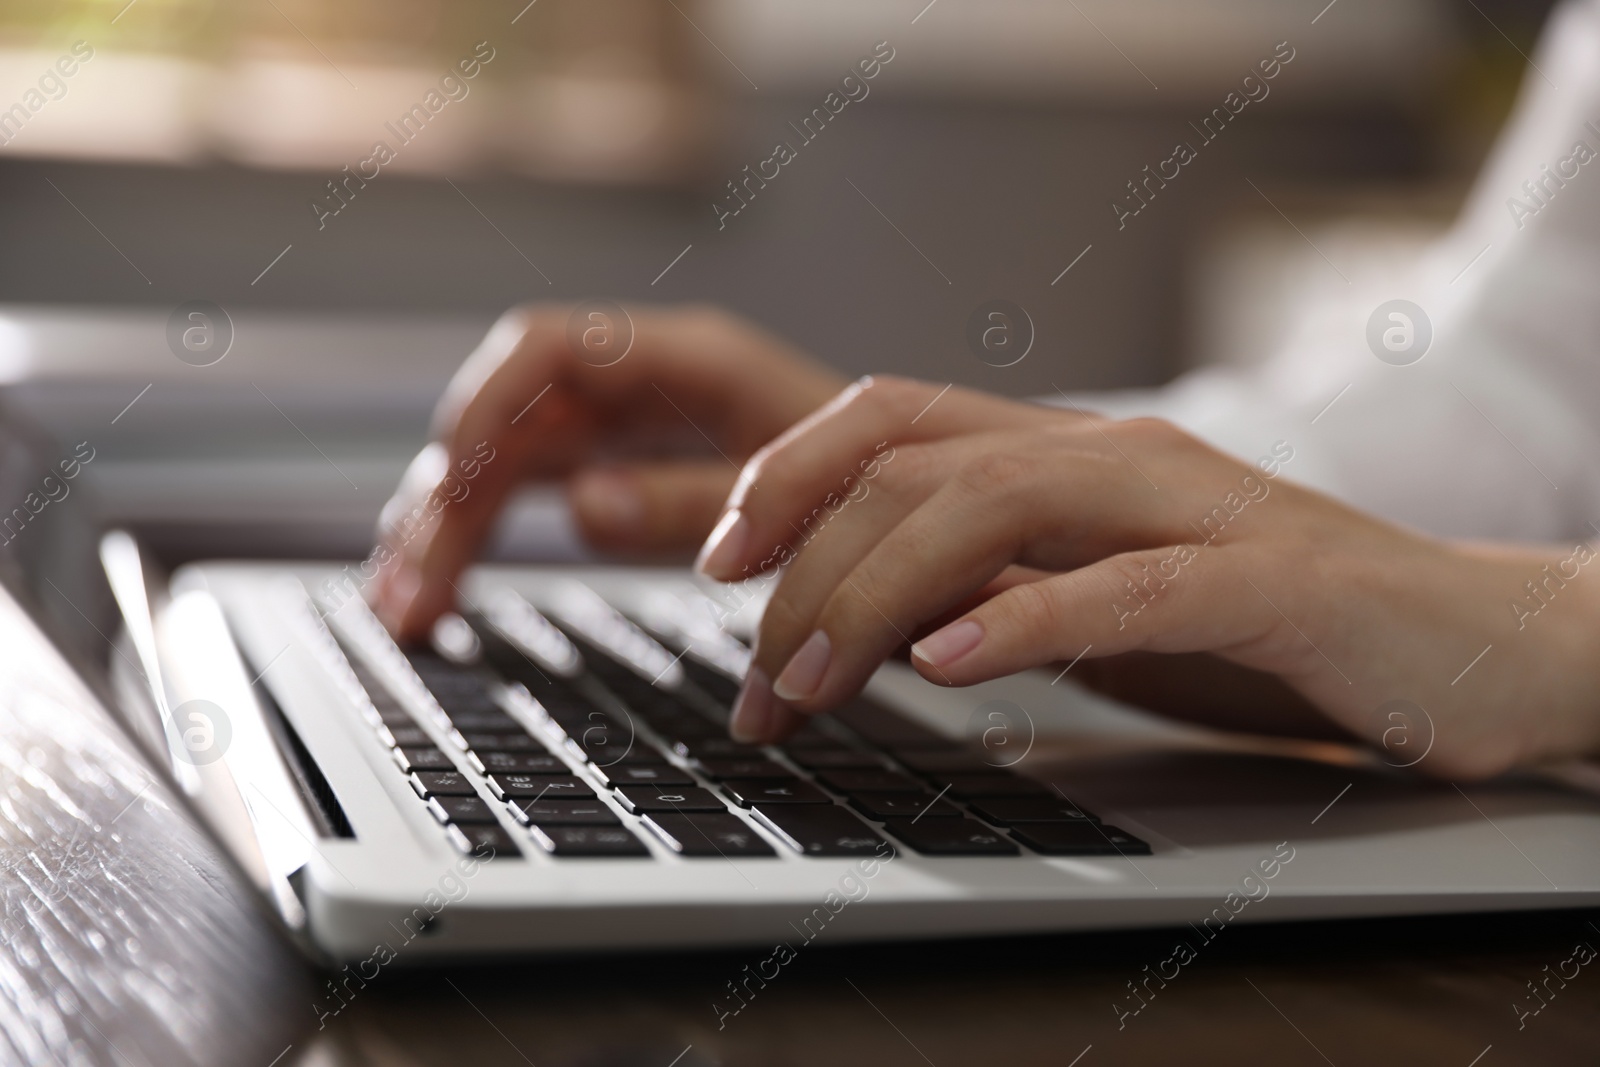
[695,376,1600,779]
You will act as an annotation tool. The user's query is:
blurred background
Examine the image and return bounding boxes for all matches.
[0,0,1555,569]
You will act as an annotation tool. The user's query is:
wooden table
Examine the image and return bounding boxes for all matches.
[2,587,1596,1067]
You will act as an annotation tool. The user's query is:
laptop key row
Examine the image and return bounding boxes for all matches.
[356,601,1151,861]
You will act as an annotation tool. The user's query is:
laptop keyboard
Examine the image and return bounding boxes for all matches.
[330,585,1151,863]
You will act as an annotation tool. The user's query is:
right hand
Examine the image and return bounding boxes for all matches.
[372,303,846,640]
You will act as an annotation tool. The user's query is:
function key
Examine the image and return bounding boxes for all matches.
[478,752,570,775]
[694,757,795,781]
[446,823,522,859]
[486,774,595,800]
[1009,823,1150,856]
[388,726,434,748]
[881,818,1020,856]
[428,796,500,824]
[966,798,1099,825]
[376,707,416,728]
[930,774,1051,799]
[529,824,649,857]
[617,786,727,813]
[506,798,622,825]
[584,746,673,767]
[784,748,886,771]
[832,700,954,748]
[849,792,963,821]
[409,771,479,798]
[815,769,928,794]
[446,710,527,732]
[894,750,996,775]
[594,764,696,788]
[752,805,893,857]
[394,746,456,773]
[459,733,544,752]
[721,780,832,807]
[673,737,768,761]
[643,812,776,857]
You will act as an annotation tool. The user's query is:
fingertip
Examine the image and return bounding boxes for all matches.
[695,508,750,581]
[569,468,647,547]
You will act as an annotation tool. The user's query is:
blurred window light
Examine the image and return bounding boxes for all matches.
[0,0,708,183]
[704,0,1458,102]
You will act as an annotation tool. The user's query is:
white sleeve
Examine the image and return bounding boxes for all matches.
[1050,0,1600,543]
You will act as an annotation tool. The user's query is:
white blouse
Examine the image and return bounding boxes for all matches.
[1058,0,1600,545]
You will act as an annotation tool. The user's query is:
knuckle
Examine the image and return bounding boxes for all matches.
[856,374,926,420]
[955,448,1038,496]
[1114,415,1187,447]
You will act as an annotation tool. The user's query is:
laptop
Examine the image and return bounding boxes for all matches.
[84,527,1600,965]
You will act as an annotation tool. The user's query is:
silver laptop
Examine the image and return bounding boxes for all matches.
[93,531,1600,964]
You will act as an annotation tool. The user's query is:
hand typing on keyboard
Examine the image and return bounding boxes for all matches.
[371,305,843,641]
[376,305,1600,781]
[692,376,1600,780]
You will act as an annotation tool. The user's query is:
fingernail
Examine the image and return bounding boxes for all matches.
[773,630,831,701]
[571,469,645,537]
[729,666,774,742]
[696,508,749,579]
[911,619,984,668]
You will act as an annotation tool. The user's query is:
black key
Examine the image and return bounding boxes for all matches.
[644,812,776,856]
[638,711,723,741]
[816,770,927,794]
[376,707,416,727]
[394,746,456,772]
[882,818,1019,856]
[721,779,832,807]
[460,732,544,752]
[967,798,1100,825]
[409,771,479,798]
[673,737,768,760]
[388,726,434,748]
[442,710,525,732]
[478,752,570,775]
[1009,823,1150,856]
[694,757,794,781]
[431,796,499,824]
[486,774,595,800]
[832,700,953,748]
[752,805,893,857]
[782,722,849,749]
[618,786,727,813]
[595,764,696,788]
[894,750,995,775]
[849,792,963,820]
[530,824,650,857]
[933,774,1050,799]
[447,823,521,858]
[785,748,886,771]
[507,798,622,825]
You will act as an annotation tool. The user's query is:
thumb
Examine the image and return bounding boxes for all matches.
[569,460,739,556]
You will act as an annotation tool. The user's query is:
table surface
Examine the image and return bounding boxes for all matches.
[2,587,1597,1067]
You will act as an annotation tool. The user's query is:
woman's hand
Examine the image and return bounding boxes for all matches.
[373,304,845,640]
[699,376,1600,778]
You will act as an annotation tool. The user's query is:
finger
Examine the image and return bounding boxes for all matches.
[696,376,1064,581]
[372,440,519,640]
[907,548,1287,689]
[757,447,1079,717]
[381,305,844,638]
[728,448,945,741]
[569,460,739,556]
